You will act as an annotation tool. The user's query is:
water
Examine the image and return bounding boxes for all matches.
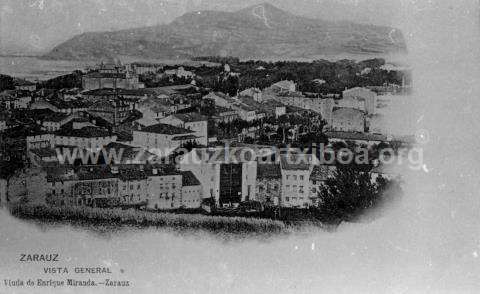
[0,56,92,81]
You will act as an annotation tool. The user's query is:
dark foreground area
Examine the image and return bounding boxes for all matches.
[8,204,302,236]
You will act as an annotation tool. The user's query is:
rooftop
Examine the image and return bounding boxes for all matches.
[172,112,208,123]
[257,163,281,179]
[181,171,201,186]
[139,123,194,135]
[325,131,388,142]
[84,72,127,79]
[55,126,113,138]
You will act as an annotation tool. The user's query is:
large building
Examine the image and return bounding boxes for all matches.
[279,154,316,208]
[132,123,198,156]
[82,72,144,90]
[88,99,131,126]
[42,165,201,210]
[160,113,208,146]
[342,87,377,115]
[26,126,117,151]
[330,107,365,133]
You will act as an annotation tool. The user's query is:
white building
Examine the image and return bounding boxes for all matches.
[26,127,117,151]
[132,123,198,156]
[279,154,318,208]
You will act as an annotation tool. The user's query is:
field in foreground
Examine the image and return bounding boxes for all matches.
[8,204,298,236]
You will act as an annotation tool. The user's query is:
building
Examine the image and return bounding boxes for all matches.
[82,72,144,90]
[280,154,316,208]
[239,88,262,102]
[7,167,48,205]
[330,107,365,133]
[309,165,335,205]
[37,113,76,132]
[132,123,198,156]
[160,113,208,146]
[163,67,195,79]
[211,106,239,123]
[88,99,130,126]
[342,87,377,115]
[146,167,183,210]
[255,163,282,206]
[44,164,191,209]
[325,131,388,146]
[30,99,89,114]
[27,127,117,151]
[178,147,259,206]
[127,62,164,75]
[180,171,202,209]
[203,92,237,109]
[0,177,7,205]
[14,79,36,91]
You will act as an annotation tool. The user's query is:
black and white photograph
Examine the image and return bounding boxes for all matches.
[0,0,478,293]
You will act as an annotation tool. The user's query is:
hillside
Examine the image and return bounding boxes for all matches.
[44,3,406,61]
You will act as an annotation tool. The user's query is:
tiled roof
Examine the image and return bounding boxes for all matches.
[55,126,112,138]
[42,112,69,122]
[139,123,193,135]
[181,171,201,186]
[280,154,312,171]
[172,134,198,141]
[325,131,387,142]
[84,72,126,79]
[83,88,153,97]
[45,164,182,182]
[172,113,208,123]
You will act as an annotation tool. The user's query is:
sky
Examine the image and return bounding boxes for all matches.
[0,0,401,54]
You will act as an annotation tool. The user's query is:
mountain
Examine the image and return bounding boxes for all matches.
[43,2,406,61]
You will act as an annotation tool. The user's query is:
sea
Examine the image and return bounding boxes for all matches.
[0,56,93,81]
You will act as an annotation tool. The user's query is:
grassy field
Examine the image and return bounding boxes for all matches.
[8,204,291,235]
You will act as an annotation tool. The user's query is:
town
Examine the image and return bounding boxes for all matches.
[0,57,411,223]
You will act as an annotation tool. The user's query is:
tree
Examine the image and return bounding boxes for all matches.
[317,164,402,224]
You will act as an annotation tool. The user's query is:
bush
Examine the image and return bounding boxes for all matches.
[8,204,287,235]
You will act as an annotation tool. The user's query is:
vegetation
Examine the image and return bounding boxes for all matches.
[8,204,288,235]
[183,57,405,95]
[0,74,15,91]
[316,164,402,224]
[38,70,83,89]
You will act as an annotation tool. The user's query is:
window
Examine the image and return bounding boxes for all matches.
[286,175,290,180]
[285,197,289,202]
[300,175,304,181]
[293,175,297,180]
